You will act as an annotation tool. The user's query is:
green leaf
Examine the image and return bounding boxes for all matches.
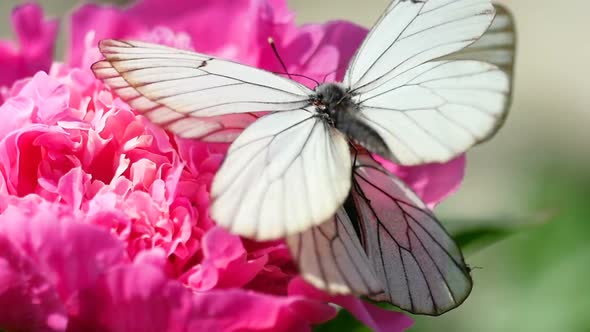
[453,225,515,254]
[448,210,555,255]
[314,309,371,332]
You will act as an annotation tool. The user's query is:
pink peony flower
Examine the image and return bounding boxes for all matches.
[0,4,58,104]
[0,0,466,331]
[0,200,337,332]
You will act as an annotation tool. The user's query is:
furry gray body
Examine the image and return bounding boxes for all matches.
[311,83,391,159]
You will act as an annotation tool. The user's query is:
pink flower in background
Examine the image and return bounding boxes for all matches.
[0,0,466,331]
[376,155,466,209]
[69,0,367,85]
[0,4,58,103]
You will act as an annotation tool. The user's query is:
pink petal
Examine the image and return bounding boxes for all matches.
[185,227,269,290]
[335,297,415,332]
[185,289,336,331]
[267,20,367,85]
[375,155,466,208]
[0,96,35,137]
[0,4,58,94]
[54,167,90,209]
[289,277,413,332]
[0,235,67,332]
[16,65,70,125]
[69,0,303,68]
[68,4,144,67]
[73,255,335,332]
[0,202,127,308]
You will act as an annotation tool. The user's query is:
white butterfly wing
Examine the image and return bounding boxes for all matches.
[341,0,511,165]
[357,60,509,165]
[441,4,516,75]
[210,109,352,240]
[352,154,472,315]
[286,208,383,295]
[441,3,516,142]
[344,0,496,93]
[92,39,311,141]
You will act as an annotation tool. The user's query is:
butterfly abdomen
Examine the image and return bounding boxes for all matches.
[334,107,392,161]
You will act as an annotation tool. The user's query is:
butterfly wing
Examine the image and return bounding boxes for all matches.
[285,152,471,315]
[286,207,383,295]
[351,154,472,315]
[440,3,516,142]
[356,60,509,165]
[342,0,510,165]
[441,4,516,75]
[344,0,496,92]
[92,39,311,141]
[210,108,352,240]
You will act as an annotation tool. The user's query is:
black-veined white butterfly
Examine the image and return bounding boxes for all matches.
[288,3,515,315]
[92,0,515,315]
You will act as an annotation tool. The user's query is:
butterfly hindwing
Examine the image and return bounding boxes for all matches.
[286,207,383,295]
[351,154,472,315]
[285,153,471,315]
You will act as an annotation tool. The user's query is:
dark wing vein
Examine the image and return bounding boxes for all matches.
[350,156,472,315]
[351,1,425,88]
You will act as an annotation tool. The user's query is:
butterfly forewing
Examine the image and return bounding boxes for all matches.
[210,109,352,240]
[356,60,509,165]
[440,3,516,142]
[337,0,511,165]
[345,0,496,93]
[441,4,516,75]
[92,39,311,125]
[351,154,472,315]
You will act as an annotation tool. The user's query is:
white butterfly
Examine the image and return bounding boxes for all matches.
[92,0,515,315]
[287,3,516,315]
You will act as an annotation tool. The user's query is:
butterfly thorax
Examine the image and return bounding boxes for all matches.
[312,83,355,126]
[312,83,392,160]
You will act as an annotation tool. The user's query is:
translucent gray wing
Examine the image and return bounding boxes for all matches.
[352,154,472,315]
[286,208,383,295]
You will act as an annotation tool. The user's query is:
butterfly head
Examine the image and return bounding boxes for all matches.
[312,83,351,117]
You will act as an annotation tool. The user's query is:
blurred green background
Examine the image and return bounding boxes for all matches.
[1,1,589,331]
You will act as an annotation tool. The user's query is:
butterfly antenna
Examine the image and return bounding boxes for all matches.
[268,37,321,87]
[268,37,292,79]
